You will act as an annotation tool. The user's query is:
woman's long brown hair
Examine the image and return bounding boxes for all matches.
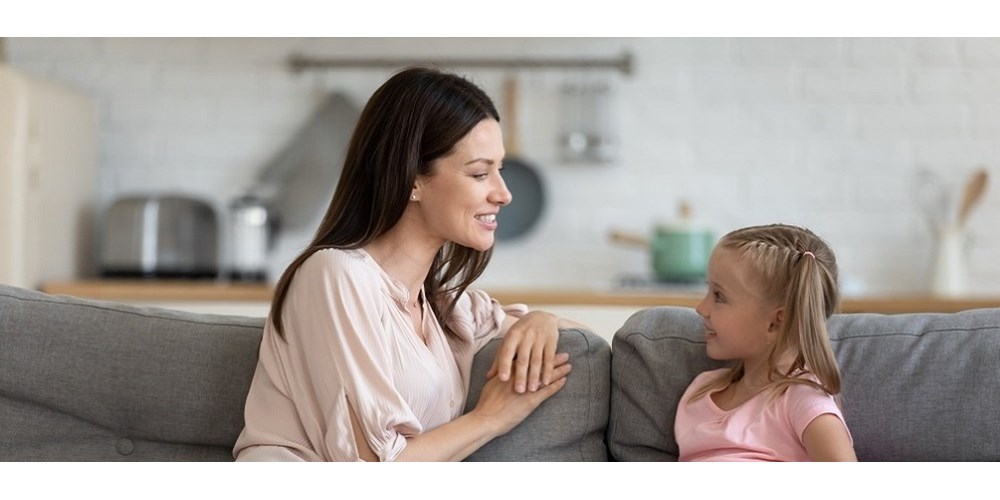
[269,67,500,340]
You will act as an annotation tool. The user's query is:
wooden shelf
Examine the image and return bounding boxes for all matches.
[39,280,1000,314]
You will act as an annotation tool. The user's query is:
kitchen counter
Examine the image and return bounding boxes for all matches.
[40,280,1000,314]
[42,280,275,302]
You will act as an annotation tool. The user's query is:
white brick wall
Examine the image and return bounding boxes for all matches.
[8,37,1000,295]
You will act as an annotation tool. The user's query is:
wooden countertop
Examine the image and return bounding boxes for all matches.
[40,280,1000,314]
[42,280,275,302]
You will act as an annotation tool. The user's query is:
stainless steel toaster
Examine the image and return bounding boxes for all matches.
[100,195,218,278]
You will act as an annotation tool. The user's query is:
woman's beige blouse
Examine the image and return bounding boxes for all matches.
[232,248,527,461]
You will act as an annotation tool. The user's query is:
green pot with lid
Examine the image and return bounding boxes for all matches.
[649,224,715,283]
[608,201,715,283]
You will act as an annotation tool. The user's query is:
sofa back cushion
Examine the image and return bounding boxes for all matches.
[608,306,1000,462]
[465,328,611,461]
[1,284,611,461]
[0,285,264,461]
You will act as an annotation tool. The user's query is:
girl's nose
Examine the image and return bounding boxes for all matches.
[694,294,710,318]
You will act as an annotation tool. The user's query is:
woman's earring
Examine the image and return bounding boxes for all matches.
[410,194,417,201]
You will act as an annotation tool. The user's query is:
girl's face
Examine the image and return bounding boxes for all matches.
[413,119,512,252]
[695,247,783,365]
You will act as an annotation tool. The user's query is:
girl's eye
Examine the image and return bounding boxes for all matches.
[713,291,726,303]
[472,173,489,180]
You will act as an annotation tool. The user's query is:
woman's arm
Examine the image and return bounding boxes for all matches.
[802,413,858,462]
[350,355,572,461]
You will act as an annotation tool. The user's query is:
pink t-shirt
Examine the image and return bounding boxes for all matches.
[232,248,527,462]
[674,368,851,462]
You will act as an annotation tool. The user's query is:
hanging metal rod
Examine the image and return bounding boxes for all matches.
[287,52,634,76]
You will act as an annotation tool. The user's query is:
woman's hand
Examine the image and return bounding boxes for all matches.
[394,355,571,462]
[472,355,572,436]
[488,310,563,393]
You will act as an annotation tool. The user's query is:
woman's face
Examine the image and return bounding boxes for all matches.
[414,119,512,252]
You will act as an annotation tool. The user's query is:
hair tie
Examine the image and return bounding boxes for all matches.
[802,251,815,259]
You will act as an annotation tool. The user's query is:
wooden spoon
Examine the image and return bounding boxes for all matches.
[957,168,989,229]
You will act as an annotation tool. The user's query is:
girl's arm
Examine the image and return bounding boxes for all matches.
[802,414,858,462]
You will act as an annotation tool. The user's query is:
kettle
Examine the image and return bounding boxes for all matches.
[228,194,277,282]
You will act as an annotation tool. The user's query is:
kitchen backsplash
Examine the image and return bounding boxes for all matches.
[8,37,1000,295]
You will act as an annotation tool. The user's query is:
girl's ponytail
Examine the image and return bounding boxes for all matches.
[777,250,841,395]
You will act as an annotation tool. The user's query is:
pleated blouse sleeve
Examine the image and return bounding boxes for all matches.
[442,289,530,393]
[277,250,422,461]
[444,289,529,351]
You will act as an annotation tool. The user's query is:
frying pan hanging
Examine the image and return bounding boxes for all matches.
[495,77,546,241]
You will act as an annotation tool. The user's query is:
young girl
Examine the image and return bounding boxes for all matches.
[674,224,857,461]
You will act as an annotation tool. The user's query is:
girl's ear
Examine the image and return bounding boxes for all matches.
[767,307,784,340]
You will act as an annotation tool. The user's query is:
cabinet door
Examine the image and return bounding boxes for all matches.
[0,66,97,289]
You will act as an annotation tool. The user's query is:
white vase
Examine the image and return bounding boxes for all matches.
[930,225,968,297]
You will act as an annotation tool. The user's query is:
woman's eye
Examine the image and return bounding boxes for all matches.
[713,291,725,303]
[472,173,489,180]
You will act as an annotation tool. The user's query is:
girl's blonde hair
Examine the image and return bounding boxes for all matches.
[689,223,842,402]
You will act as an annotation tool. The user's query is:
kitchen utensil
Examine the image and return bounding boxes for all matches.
[496,76,545,241]
[609,202,714,283]
[956,167,988,228]
[914,169,951,231]
[558,80,618,164]
[228,194,277,282]
[100,195,218,278]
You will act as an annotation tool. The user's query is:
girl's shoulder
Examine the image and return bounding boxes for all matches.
[698,367,730,379]
[690,368,730,389]
[780,371,836,400]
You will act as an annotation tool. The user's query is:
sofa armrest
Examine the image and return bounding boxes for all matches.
[463,328,611,461]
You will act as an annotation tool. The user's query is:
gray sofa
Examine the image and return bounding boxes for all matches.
[0,284,609,461]
[2,283,999,461]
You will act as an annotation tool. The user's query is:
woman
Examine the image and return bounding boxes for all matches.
[233,67,585,461]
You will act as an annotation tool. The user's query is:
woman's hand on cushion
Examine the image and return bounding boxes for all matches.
[488,310,563,393]
[473,356,572,436]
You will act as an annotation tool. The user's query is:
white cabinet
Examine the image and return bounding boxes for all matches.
[0,65,98,289]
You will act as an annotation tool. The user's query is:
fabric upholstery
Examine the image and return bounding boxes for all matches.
[0,284,263,460]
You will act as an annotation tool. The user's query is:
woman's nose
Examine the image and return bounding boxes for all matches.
[491,173,512,206]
